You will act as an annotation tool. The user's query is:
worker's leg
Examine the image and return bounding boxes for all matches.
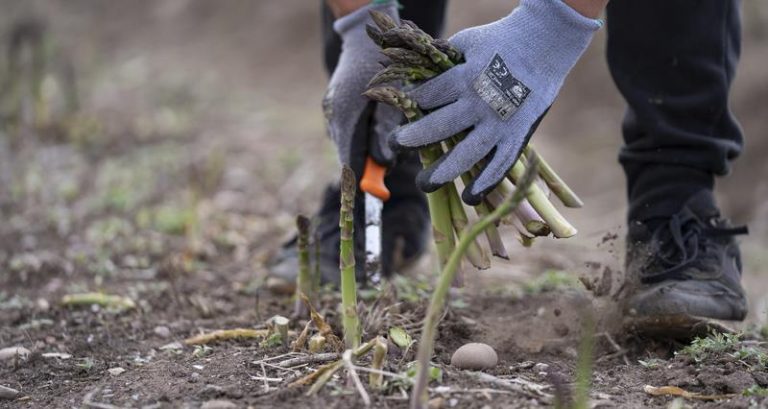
[607,0,747,321]
[607,0,743,222]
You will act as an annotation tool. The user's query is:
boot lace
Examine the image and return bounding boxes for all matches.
[639,208,748,284]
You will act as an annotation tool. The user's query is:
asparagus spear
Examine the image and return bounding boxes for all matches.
[294,215,312,318]
[507,161,577,238]
[524,145,584,208]
[340,166,361,349]
[364,87,458,275]
[410,158,541,409]
[368,64,438,87]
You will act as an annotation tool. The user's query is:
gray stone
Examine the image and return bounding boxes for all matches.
[450,343,498,370]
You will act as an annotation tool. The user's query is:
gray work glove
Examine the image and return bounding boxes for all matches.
[390,0,602,205]
[323,1,402,169]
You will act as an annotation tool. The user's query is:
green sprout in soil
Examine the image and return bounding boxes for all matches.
[61,292,136,312]
[743,385,768,397]
[637,358,666,369]
[571,313,595,409]
[340,165,362,349]
[410,156,540,409]
[523,270,581,295]
[679,332,742,362]
[294,214,313,318]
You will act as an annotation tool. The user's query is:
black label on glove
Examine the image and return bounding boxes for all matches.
[473,54,530,121]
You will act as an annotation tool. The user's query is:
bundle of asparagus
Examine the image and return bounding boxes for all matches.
[363,11,582,274]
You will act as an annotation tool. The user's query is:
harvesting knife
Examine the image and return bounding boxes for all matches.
[360,156,390,285]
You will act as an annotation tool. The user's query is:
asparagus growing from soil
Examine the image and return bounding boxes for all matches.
[369,336,388,389]
[340,166,361,349]
[410,158,540,409]
[294,215,312,318]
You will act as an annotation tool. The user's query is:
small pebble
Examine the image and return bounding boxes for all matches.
[533,363,549,373]
[450,343,498,370]
[201,399,237,409]
[36,298,50,311]
[154,326,171,338]
[108,367,126,376]
[0,385,19,400]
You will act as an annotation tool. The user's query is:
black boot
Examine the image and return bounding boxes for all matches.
[624,190,748,321]
[266,153,429,292]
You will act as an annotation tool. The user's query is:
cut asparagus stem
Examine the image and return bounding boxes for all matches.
[507,161,577,238]
[420,146,459,275]
[340,166,361,349]
[410,158,541,409]
[446,180,490,272]
[492,179,551,237]
[294,215,312,318]
[447,137,507,260]
[363,87,458,274]
[524,145,584,208]
[369,336,388,389]
[309,334,326,354]
[525,220,552,237]
[471,200,509,259]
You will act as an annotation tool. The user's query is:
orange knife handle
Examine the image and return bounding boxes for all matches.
[360,157,390,201]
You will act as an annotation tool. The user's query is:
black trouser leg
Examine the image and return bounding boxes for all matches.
[606,0,743,222]
[320,1,448,277]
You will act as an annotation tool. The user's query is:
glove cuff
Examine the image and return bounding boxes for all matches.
[496,0,602,84]
[518,0,603,33]
[333,1,399,37]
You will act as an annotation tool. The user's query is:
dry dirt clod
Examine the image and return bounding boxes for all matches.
[153,325,171,338]
[108,367,126,376]
[450,342,498,370]
[0,385,20,400]
[0,346,30,362]
[201,399,237,409]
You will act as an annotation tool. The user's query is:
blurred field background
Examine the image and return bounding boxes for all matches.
[0,1,766,407]
[0,0,764,339]
[3,0,764,305]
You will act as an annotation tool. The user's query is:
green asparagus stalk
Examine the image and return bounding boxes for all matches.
[380,48,440,71]
[525,145,584,208]
[507,161,577,238]
[420,146,460,276]
[368,64,438,87]
[410,158,541,409]
[294,215,312,318]
[340,166,361,349]
[470,197,509,259]
[446,181,490,270]
[313,231,321,297]
[364,87,458,275]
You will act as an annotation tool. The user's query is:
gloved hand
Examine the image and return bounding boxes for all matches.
[390,0,602,205]
[323,0,402,170]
